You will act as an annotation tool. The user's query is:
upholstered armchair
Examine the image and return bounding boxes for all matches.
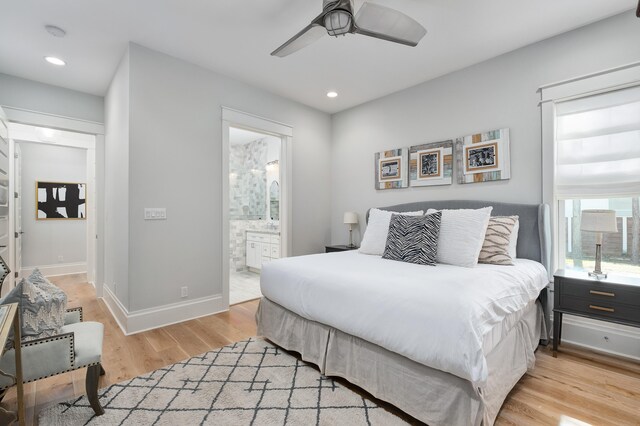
[0,307,106,416]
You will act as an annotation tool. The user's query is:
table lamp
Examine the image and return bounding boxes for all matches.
[343,212,358,248]
[580,209,618,279]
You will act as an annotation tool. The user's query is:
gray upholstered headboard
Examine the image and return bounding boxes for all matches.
[367,200,551,273]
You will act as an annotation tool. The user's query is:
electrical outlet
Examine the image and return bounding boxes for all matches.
[181,286,188,298]
[58,255,64,262]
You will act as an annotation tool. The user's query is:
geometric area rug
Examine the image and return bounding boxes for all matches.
[38,338,409,425]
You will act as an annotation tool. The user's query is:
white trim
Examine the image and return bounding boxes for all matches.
[102,285,128,335]
[101,285,226,335]
[21,262,87,278]
[9,122,96,150]
[222,107,293,137]
[539,61,640,102]
[553,315,640,361]
[1,106,104,135]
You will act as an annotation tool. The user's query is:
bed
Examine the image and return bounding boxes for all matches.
[256,200,551,425]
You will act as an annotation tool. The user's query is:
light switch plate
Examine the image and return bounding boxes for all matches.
[144,208,167,220]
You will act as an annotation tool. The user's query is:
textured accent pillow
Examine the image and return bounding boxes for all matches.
[0,270,67,347]
[359,208,424,256]
[508,219,520,259]
[382,212,441,265]
[478,216,519,265]
[427,207,493,268]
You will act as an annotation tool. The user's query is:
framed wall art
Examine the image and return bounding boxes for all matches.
[374,148,409,190]
[455,128,511,184]
[36,181,87,220]
[409,140,453,187]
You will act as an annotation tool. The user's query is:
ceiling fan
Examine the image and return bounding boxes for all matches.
[271,0,427,57]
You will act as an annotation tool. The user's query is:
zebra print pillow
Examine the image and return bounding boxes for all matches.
[478,216,518,265]
[382,212,441,266]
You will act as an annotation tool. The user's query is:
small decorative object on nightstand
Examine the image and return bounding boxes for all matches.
[553,269,640,357]
[343,212,358,248]
[325,245,359,253]
[580,209,618,279]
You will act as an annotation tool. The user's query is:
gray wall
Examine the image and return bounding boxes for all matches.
[18,142,87,267]
[0,73,103,123]
[330,12,640,245]
[107,43,331,312]
[104,50,130,306]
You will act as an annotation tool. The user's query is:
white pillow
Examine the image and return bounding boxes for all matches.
[359,208,424,256]
[508,219,519,259]
[427,207,493,267]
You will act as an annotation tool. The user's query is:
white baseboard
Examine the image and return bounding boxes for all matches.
[21,262,87,278]
[101,285,228,335]
[553,314,640,361]
[102,285,129,335]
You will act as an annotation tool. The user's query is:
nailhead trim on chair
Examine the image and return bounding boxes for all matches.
[0,362,102,389]
[22,332,75,366]
[0,332,77,390]
[66,307,84,322]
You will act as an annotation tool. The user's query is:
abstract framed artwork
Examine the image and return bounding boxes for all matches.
[374,148,409,190]
[409,140,453,187]
[36,181,87,220]
[455,128,511,184]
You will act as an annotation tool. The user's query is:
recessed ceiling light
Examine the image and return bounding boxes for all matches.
[44,56,66,66]
[327,91,338,98]
[45,25,66,38]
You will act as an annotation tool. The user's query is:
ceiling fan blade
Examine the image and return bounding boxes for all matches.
[271,23,327,57]
[354,2,426,47]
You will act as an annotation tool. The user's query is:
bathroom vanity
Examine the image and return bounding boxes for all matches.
[246,230,280,270]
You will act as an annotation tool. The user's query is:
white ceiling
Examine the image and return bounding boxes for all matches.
[0,0,635,114]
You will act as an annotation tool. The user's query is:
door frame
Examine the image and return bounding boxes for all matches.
[3,107,105,297]
[221,107,293,310]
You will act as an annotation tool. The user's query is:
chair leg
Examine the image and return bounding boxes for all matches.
[99,364,106,376]
[86,364,104,416]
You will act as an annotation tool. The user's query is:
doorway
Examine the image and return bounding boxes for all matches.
[9,123,97,284]
[228,128,281,304]
[222,108,292,308]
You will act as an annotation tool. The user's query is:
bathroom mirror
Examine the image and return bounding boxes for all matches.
[269,181,280,221]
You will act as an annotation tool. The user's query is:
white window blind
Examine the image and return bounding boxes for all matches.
[555,85,640,198]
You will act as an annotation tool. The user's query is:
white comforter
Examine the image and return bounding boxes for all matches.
[260,251,548,387]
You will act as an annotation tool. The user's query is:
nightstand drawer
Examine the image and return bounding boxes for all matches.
[560,295,640,323]
[560,278,640,308]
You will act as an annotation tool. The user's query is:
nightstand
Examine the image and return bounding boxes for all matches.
[325,245,358,253]
[553,269,640,357]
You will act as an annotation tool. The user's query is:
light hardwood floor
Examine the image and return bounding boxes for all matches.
[2,274,640,425]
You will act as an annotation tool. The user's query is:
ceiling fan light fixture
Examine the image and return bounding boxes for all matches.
[324,10,352,36]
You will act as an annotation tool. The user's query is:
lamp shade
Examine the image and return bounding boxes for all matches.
[580,209,618,233]
[343,212,358,225]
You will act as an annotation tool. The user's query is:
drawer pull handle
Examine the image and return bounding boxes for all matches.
[589,290,615,297]
[589,305,614,313]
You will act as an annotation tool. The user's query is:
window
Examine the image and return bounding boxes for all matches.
[560,198,640,276]
[554,85,640,276]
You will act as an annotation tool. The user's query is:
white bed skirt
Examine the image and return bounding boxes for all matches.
[256,297,546,426]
